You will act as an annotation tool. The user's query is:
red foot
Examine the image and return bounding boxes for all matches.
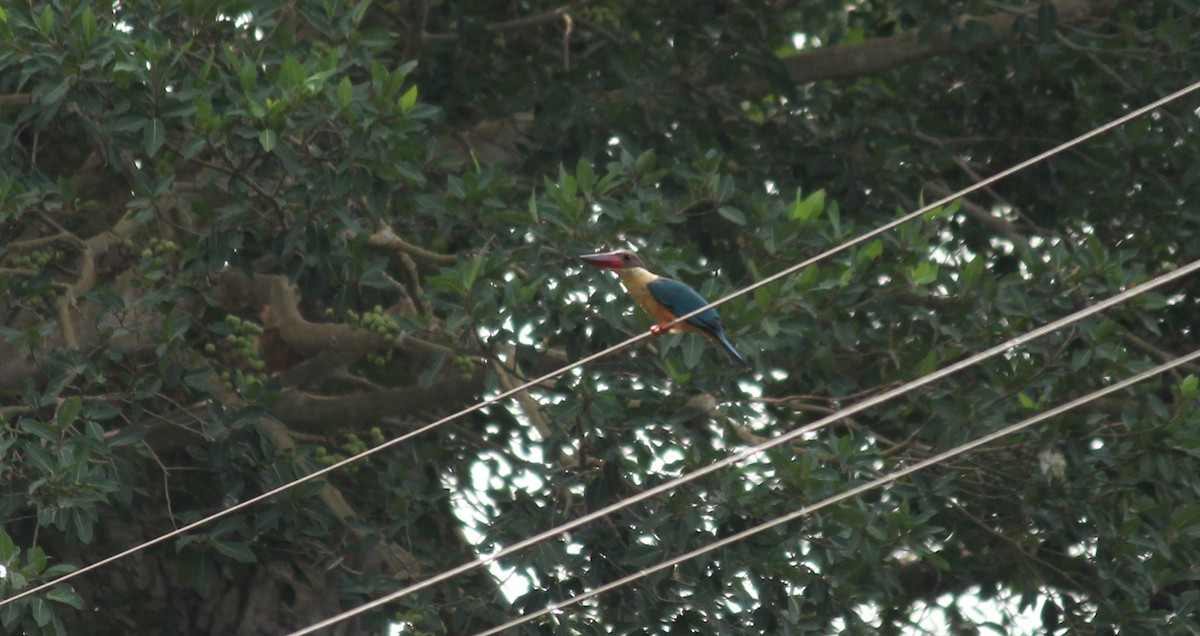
[650,322,670,336]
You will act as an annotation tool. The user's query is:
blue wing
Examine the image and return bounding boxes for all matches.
[646,278,723,334]
[646,277,749,367]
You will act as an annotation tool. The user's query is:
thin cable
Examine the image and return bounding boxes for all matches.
[654,78,1200,333]
[473,347,1200,636]
[5,78,1197,609]
[286,258,1200,635]
[0,332,660,607]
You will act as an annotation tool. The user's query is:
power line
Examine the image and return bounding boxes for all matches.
[652,78,1200,335]
[471,346,1200,635]
[4,77,1197,610]
[0,314,660,608]
[285,258,1200,635]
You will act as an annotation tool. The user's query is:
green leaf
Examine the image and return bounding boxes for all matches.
[718,205,746,225]
[910,261,938,286]
[32,598,51,628]
[461,253,483,292]
[348,0,372,26]
[81,8,97,41]
[70,509,94,544]
[923,551,952,572]
[1,600,20,632]
[827,199,841,233]
[135,376,163,400]
[174,534,203,553]
[280,55,304,89]
[860,239,883,263]
[761,317,780,338]
[238,63,257,93]
[57,397,83,430]
[1018,392,1036,409]
[165,314,192,341]
[1138,292,1168,310]
[663,358,692,385]
[575,157,595,196]
[399,84,418,113]
[681,333,703,368]
[0,527,17,563]
[426,274,466,295]
[561,171,577,201]
[752,283,774,310]
[1180,375,1198,398]
[30,546,47,573]
[214,540,258,563]
[635,148,656,173]
[45,586,84,611]
[85,421,104,441]
[183,369,214,392]
[916,349,938,377]
[258,129,276,152]
[19,417,58,444]
[1167,504,1200,536]
[713,174,734,202]
[790,188,825,221]
[37,6,54,34]
[143,118,166,156]
[1070,348,1092,372]
[336,76,353,108]
[962,254,985,287]
[198,50,215,81]
[24,445,54,474]
[378,63,408,100]
[105,420,146,446]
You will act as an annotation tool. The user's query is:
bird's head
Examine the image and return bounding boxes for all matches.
[578,249,646,271]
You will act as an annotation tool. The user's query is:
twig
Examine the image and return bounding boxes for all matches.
[0,93,31,107]
[1123,334,1200,377]
[7,233,81,251]
[142,443,178,529]
[348,223,457,265]
[422,5,577,44]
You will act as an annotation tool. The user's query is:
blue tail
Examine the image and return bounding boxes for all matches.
[715,331,750,368]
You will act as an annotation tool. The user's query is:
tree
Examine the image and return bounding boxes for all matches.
[2,0,1199,633]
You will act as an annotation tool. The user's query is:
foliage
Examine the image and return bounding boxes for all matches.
[1,0,1199,633]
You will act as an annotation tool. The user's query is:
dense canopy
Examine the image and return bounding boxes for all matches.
[2,0,1200,634]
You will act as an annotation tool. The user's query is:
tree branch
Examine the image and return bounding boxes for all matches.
[422,5,576,44]
[212,269,455,362]
[270,371,485,431]
[347,223,457,265]
[741,0,1104,94]
[0,92,31,107]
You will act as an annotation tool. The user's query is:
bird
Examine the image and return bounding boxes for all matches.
[579,249,749,367]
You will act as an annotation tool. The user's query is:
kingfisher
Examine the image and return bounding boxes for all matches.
[579,249,749,367]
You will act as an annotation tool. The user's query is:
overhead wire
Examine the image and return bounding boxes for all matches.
[650,78,1200,336]
[285,257,1200,635]
[470,346,1200,636]
[4,78,1198,610]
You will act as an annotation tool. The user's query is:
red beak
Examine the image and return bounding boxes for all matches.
[579,251,625,270]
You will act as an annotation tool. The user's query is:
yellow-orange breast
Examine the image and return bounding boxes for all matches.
[618,267,704,335]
